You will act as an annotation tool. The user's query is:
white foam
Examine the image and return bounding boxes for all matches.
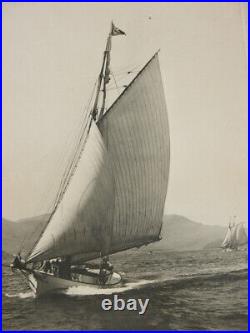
[64,279,157,296]
[5,291,34,299]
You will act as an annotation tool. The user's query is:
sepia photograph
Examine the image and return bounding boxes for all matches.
[2,2,248,330]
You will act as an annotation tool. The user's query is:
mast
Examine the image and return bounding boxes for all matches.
[91,24,110,121]
[26,23,126,264]
[26,51,170,264]
[92,22,125,121]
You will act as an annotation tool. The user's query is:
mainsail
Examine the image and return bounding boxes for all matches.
[98,53,170,254]
[221,222,247,250]
[27,52,170,264]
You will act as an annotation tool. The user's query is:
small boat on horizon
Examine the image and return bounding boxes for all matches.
[221,217,247,252]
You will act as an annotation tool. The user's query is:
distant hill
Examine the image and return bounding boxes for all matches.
[2,214,227,256]
[203,239,223,249]
[154,214,227,251]
[2,251,11,265]
[2,215,49,256]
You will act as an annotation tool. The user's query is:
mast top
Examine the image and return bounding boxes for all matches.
[92,22,126,121]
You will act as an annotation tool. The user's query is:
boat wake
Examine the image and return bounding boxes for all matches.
[65,264,248,297]
[4,264,247,299]
[4,291,34,299]
[64,279,158,296]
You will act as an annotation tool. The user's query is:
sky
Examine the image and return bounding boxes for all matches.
[2,2,248,226]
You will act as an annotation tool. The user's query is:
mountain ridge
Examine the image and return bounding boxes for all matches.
[2,214,226,255]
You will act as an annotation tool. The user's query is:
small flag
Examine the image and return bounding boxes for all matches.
[111,22,126,36]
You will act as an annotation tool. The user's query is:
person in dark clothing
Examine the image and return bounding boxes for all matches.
[43,260,51,273]
[99,256,113,285]
[10,253,27,271]
[51,259,59,276]
[57,257,71,279]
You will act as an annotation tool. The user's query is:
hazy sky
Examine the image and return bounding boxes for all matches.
[3,2,248,226]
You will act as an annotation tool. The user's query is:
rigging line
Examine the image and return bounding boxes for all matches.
[110,71,134,79]
[53,117,87,198]
[57,81,96,179]
[104,85,128,91]
[110,70,122,97]
[56,114,92,200]
[37,116,84,214]
[21,81,98,257]
[27,116,94,261]
[29,102,95,258]
[105,70,140,87]
[18,218,47,257]
[53,112,89,206]
[19,216,50,258]
[111,62,141,74]
[27,84,99,262]
[37,123,82,215]
[54,110,91,207]
[98,50,160,123]
[40,108,90,211]
[18,234,29,256]
[51,79,98,210]
[113,68,141,77]
[37,79,97,215]
[52,77,98,202]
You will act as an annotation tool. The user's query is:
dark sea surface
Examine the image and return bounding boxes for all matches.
[2,248,248,331]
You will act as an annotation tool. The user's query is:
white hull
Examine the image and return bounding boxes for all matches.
[24,269,121,297]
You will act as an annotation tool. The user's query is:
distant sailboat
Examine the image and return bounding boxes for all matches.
[221,217,247,251]
[11,22,170,296]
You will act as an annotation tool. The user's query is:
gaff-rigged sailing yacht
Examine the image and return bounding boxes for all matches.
[11,22,170,297]
[221,217,248,252]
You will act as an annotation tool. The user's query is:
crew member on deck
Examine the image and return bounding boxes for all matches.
[43,260,51,273]
[57,257,71,279]
[99,256,113,284]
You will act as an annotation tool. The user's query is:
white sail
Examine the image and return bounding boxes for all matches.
[222,222,248,249]
[27,121,115,263]
[221,228,232,248]
[98,53,170,253]
[27,52,170,263]
[235,223,247,246]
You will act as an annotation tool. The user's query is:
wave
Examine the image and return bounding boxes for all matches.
[177,265,248,279]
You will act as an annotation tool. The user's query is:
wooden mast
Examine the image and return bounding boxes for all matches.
[92,22,113,121]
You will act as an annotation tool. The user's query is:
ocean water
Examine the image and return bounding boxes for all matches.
[2,248,248,330]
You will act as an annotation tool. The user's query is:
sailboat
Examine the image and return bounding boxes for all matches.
[221,217,247,251]
[10,22,170,297]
